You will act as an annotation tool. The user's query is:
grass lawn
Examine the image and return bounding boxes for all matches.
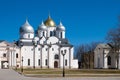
[15,68,120,74]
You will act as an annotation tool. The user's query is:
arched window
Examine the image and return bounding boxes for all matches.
[28,59,30,66]
[65,59,67,66]
[50,31,52,36]
[60,32,62,38]
[16,53,18,58]
[38,59,40,66]
[3,53,6,57]
[45,59,47,66]
[43,32,45,36]
[54,54,59,59]
[28,34,30,38]
[108,56,111,65]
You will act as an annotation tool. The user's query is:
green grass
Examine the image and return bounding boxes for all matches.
[15,68,120,74]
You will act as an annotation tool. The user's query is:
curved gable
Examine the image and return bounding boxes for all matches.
[47,36,59,44]
[39,36,46,44]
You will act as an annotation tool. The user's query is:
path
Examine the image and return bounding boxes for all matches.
[0,69,120,80]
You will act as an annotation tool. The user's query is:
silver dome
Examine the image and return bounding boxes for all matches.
[56,22,65,31]
[38,21,47,31]
[20,20,34,33]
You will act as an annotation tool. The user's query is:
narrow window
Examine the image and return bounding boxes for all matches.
[28,34,30,38]
[52,48,54,51]
[65,59,67,66]
[45,59,47,66]
[16,53,18,58]
[46,48,48,51]
[50,31,52,36]
[43,32,45,36]
[38,59,40,66]
[60,32,62,38]
[3,53,6,57]
[38,48,40,51]
[28,59,30,66]
[31,48,33,51]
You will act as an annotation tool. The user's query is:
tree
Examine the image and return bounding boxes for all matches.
[106,16,120,69]
[76,42,100,69]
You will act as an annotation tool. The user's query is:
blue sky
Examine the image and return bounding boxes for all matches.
[0,0,120,46]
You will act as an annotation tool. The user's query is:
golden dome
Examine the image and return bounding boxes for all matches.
[44,15,56,27]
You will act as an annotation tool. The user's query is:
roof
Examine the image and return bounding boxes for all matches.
[44,15,56,27]
[59,44,73,47]
[59,38,69,44]
[96,43,111,49]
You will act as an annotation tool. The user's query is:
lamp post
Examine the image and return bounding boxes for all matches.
[61,49,67,77]
[32,39,37,69]
[20,41,23,73]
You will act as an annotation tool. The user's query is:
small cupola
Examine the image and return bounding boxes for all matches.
[56,22,65,31]
[38,21,47,31]
[20,20,34,33]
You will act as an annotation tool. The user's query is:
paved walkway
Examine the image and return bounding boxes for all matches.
[0,69,120,80]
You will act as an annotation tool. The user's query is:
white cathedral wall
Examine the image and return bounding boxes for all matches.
[71,47,78,68]
[48,46,54,68]
[21,46,34,68]
[41,45,48,67]
[49,45,59,68]
[15,48,21,68]
[34,46,39,67]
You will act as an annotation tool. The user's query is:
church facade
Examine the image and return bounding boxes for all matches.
[94,44,120,69]
[0,16,78,69]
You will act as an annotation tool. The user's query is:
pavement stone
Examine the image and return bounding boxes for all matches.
[0,69,120,80]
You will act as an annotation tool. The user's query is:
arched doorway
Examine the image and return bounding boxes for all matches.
[1,61,9,69]
[54,61,58,68]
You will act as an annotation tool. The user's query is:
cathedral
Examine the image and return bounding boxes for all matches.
[0,15,78,69]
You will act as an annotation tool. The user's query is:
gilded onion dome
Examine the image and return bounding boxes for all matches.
[20,20,34,33]
[56,22,65,31]
[44,15,56,27]
[38,21,47,31]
